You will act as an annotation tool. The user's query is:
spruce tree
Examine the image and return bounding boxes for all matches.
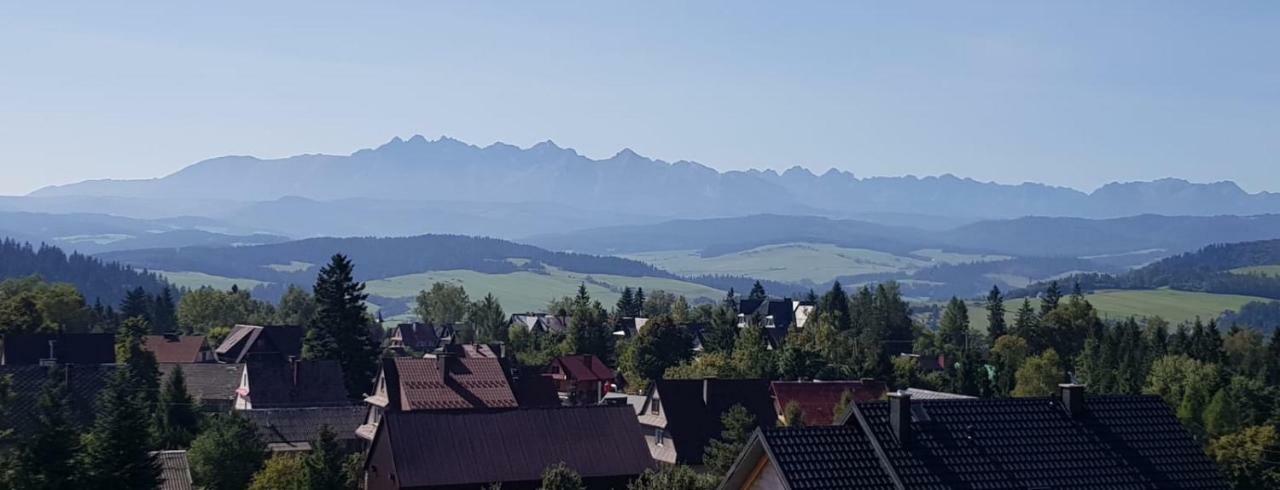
[703,405,757,474]
[985,285,1007,343]
[634,287,646,314]
[151,287,177,333]
[1013,298,1038,340]
[1040,281,1062,316]
[817,281,851,331]
[156,364,200,449]
[616,287,635,316]
[10,367,81,490]
[302,426,346,490]
[116,317,161,413]
[747,281,768,301]
[189,414,266,490]
[80,370,160,490]
[119,286,152,323]
[304,254,378,400]
[939,297,970,353]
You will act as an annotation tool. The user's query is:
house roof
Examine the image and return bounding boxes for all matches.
[644,378,777,465]
[510,373,562,408]
[373,405,653,487]
[729,426,897,490]
[0,364,117,439]
[382,355,517,411]
[390,323,452,352]
[214,325,304,363]
[160,363,243,404]
[240,406,368,450]
[243,360,350,409]
[771,380,888,426]
[509,313,572,334]
[143,335,207,363]
[1,333,116,365]
[153,450,194,490]
[900,387,974,400]
[549,354,615,383]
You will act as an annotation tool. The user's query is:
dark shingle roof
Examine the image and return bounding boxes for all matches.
[243,360,350,409]
[771,380,888,426]
[153,450,194,490]
[240,406,368,447]
[854,395,1227,489]
[1,334,116,365]
[652,378,777,465]
[0,364,117,438]
[758,426,896,489]
[374,405,652,487]
[214,325,303,363]
[550,354,615,383]
[143,335,207,363]
[386,356,517,411]
[160,363,242,406]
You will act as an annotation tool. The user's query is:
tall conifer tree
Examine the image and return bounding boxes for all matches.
[304,254,378,400]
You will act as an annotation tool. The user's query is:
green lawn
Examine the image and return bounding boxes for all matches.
[1230,265,1280,277]
[154,270,268,291]
[967,289,1266,333]
[624,243,929,283]
[365,266,724,316]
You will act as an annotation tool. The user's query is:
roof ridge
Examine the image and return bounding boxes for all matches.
[849,399,905,490]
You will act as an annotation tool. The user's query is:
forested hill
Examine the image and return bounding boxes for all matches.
[0,238,171,305]
[97,234,680,285]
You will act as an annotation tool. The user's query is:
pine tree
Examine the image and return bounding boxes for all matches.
[633,287,645,314]
[468,293,507,343]
[80,370,160,490]
[747,281,768,301]
[304,254,378,400]
[1040,281,1062,316]
[723,288,737,309]
[616,287,635,316]
[9,366,81,490]
[189,414,266,490]
[116,317,161,413]
[302,426,346,490]
[703,405,757,474]
[156,364,200,449]
[939,297,970,354]
[1013,298,1038,340]
[150,287,177,333]
[818,281,851,331]
[730,325,773,378]
[119,286,152,323]
[985,285,1007,343]
[671,296,690,324]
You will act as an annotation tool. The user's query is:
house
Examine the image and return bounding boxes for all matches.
[770,379,888,426]
[144,334,211,363]
[214,324,304,363]
[546,354,616,404]
[509,313,572,334]
[235,359,350,409]
[161,363,244,411]
[898,352,950,372]
[611,317,648,338]
[735,299,814,348]
[357,353,518,440]
[386,322,453,354]
[0,364,117,443]
[153,450,194,490]
[363,405,653,490]
[720,385,1228,489]
[240,406,368,453]
[635,378,776,465]
[1,333,115,365]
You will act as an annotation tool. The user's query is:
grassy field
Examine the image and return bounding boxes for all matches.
[967,289,1266,332]
[154,270,268,291]
[365,266,724,317]
[910,249,1011,265]
[1230,265,1280,277]
[624,243,930,283]
[263,261,313,273]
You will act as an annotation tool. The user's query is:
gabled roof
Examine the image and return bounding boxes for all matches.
[153,450,194,490]
[379,355,517,411]
[143,335,207,363]
[214,325,304,363]
[160,363,243,405]
[389,322,451,352]
[1,333,116,365]
[509,313,572,334]
[240,406,368,450]
[644,378,777,465]
[372,406,652,488]
[900,387,974,400]
[721,426,896,490]
[771,380,888,426]
[549,354,615,383]
[242,360,350,409]
[0,364,117,439]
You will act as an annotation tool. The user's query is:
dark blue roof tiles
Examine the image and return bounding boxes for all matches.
[760,426,895,490]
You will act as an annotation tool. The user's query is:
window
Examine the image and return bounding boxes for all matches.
[655,428,665,446]
[652,398,661,414]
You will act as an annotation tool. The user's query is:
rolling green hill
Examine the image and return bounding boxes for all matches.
[624,243,933,284]
[968,289,1266,332]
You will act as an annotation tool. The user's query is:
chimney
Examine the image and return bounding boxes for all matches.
[703,378,715,406]
[39,340,59,367]
[1059,383,1086,417]
[289,356,299,386]
[888,391,912,443]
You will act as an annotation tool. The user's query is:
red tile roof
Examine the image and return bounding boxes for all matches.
[549,354,615,382]
[771,380,888,426]
[143,335,207,363]
[389,355,517,411]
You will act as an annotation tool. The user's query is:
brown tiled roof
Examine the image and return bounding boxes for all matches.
[549,354,615,383]
[243,360,350,409]
[1,333,115,365]
[143,335,207,363]
[372,406,652,488]
[771,380,888,426]
[153,450,194,490]
[160,363,242,406]
[385,355,517,411]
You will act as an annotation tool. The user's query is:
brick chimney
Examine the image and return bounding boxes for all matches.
[1059,383,1086,417]
[888,391,912,443]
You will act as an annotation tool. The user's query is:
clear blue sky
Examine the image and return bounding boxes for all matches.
[1,1,1277,196]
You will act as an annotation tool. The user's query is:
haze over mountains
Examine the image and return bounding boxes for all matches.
[28,135,1280,237]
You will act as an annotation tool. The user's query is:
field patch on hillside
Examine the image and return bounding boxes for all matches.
[967,289,1267,333]
[154,270,268,291]
[624,243,928,284]
[1230,265,1280,277]
[910,249,1011,265]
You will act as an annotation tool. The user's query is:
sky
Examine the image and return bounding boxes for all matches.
[1,1,1277,196]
